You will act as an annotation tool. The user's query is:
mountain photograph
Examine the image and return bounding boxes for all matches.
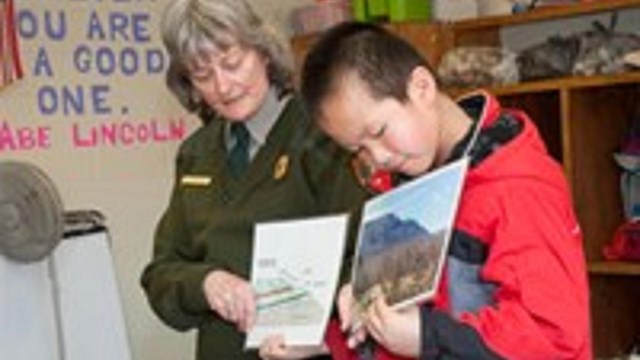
[354,213,447,309]
[350,158,468,315]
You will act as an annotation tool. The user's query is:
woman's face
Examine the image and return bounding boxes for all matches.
[188,45,270,121]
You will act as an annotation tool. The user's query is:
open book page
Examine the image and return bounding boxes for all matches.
[245,214,349,349]
[351,157,469,317]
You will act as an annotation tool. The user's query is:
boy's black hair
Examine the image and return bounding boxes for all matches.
[301,21,432,121]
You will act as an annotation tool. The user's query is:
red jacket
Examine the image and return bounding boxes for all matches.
[325,92,591,360]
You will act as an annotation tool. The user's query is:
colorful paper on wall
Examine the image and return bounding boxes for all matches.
[1,0,24,90]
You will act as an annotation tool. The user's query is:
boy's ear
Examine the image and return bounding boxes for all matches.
[407,66,437,106]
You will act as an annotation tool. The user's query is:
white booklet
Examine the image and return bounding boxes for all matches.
[351,157,469,316]
[245,214,349,349]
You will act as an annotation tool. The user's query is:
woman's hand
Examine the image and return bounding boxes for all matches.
[362,294,421,358]
[203,270,256,332]
[258,334,328,360]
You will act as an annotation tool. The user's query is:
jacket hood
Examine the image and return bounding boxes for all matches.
[457,90,569,194]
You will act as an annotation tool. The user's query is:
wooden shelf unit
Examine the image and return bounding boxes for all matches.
[291,1,640,356]
[439,4,640,355]
[447,0,640,49]
[450,0,640,31]
[470,73,640,267]
[589,261,640,276]
[291,22,449,84]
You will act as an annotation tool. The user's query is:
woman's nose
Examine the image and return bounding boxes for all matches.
[212,69,233,96]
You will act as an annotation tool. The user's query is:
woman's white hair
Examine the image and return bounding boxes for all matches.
[161,0,293,117]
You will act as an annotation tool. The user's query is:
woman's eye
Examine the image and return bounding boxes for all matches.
[220,52,244,71]
[191,72,212,83]
[221,58,240,71]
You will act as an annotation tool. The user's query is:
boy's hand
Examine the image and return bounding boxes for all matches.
[336,283,368,348]
[258,334,328,360]
[363,294,421,358]
[337,283,355,331]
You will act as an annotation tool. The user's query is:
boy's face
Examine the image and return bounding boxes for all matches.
[318,72,439,177]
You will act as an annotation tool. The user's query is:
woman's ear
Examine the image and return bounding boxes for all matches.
[189,90,202,108]
[406,66,437,106]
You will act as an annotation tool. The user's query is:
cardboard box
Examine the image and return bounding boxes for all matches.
[353,0,430,22]
[290,1,353,35]
[432,0,478,21]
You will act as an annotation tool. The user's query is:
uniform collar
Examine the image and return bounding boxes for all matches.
[232,87,290,147]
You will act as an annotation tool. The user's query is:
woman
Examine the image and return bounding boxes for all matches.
[139,1,367,359]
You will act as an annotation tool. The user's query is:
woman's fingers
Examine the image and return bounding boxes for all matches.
[259,335,286,359]
[203,270,256,328]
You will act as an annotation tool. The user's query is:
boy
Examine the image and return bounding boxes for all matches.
[261,22,591,360]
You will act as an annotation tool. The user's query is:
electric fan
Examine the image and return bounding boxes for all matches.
[0,161,64,262]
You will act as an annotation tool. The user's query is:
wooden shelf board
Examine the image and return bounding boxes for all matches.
[292,1,640,40]
[561,71,640,89]
[588,261,640,276]
[447,71,640,97]
[450,0,640,30]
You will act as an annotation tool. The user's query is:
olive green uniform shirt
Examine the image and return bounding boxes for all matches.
[140,97,367,359]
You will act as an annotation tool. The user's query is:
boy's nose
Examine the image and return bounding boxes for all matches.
[366,146,392,170]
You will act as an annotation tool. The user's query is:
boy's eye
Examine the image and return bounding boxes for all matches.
[372,124,387,138]
[349,145,363,154]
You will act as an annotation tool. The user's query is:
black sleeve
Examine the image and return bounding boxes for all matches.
[421,307,504,360]
[139,150,220,331]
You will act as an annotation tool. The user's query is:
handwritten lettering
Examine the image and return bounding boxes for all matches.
[0,121,52,152]
[68,0,157,3]
[38,84,112,116]
[73,45,164,76]
[87,10,151,42]
[10,3,181,152]
[17,9,66,41]
[72,117,187,148]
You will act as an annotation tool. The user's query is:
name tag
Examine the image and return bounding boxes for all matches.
[180,175,212,186]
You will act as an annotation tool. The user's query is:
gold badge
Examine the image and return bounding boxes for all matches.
[180,175,212,186]
[274,155,289,180]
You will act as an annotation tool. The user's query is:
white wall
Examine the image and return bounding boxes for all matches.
[502,8,640,51]
[250,0,314,37]
[1,1,198,360]
[0,1,307,360]
[6,1,631,360]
